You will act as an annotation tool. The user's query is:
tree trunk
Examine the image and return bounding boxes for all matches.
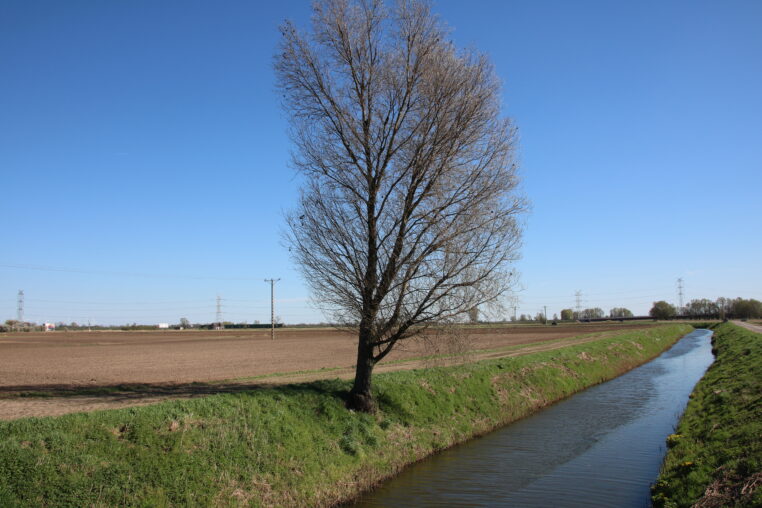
[347,328,376,412]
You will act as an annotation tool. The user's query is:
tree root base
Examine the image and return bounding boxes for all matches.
[346,391,376,413]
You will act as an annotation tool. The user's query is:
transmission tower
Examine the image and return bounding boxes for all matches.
[677,278,684,313]
[575,290,582,319]
[264,278,281,340]
[509,296,518,322]
[17,290,24,324]
[216,294,223,330]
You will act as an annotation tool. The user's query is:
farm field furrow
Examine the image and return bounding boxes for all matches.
[0,323,652,420]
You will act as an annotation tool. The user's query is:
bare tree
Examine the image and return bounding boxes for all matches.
[276,0,525,411]
[609,307,633,319]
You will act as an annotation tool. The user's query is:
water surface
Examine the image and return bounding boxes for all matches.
[355,329,714,507]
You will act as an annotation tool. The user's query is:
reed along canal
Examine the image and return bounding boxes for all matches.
[354,329,714,507]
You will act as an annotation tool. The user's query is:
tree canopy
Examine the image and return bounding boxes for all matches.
[579,307,604,320]
[276,0,524,411]
[650,301,676,320]
[609,307,633,318]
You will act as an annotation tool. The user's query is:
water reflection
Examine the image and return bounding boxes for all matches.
[354,329,714,507]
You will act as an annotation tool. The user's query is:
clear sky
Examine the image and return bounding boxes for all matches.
[1,0,760,325]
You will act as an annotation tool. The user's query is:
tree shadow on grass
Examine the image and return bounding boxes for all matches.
[0,377,352,404]
[374,389,414,423]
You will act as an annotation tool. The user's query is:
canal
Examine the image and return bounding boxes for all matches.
[354,328,714,507]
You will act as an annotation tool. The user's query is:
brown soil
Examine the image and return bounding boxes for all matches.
[0,323,650,420]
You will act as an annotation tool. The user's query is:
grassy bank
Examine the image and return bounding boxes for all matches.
[0,324,691,507]
[652,323,762,507]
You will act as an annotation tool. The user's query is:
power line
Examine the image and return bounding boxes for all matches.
[25,298,214,306]
[24,305,217,313]
[514,286,674,300]
[17,290,24,323]
[0,263,262,281]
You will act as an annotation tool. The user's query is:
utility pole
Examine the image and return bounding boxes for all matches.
[575,290,582,320]
[676,278,684,315]
[17,290,24,330]
[216,294,223,330]
[544,305,548,324]
[264,278,281,340]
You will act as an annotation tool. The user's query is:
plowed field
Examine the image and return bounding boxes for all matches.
[0,323,653,419]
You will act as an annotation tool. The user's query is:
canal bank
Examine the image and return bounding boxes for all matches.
[354,328,714,507]
[0,324,692,507]
[652,322,762,507]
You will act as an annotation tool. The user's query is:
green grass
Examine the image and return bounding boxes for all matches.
[0,324,692,507]
[0,329,642,401]
[652,322,762,507]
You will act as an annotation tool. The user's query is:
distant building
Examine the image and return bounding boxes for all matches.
[158,323,170,329]
[44,322,56,332]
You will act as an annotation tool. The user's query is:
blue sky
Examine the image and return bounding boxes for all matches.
[1,0,760,325]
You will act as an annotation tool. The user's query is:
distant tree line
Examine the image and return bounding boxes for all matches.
[0,319,287,333]
[511,307,608,323]
[543,296,762,324]
[196,322,284,330]
[557,307,626,321]
[650,297,762,320]
[4,296,760,332]
[0,320,91,332]
[609,307,634,318]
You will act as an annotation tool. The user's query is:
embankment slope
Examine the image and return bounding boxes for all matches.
[0,324,691,507]
[652,322,761,507]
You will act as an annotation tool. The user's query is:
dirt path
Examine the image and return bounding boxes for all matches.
[733,320,762,334]
[0,332,615,421]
